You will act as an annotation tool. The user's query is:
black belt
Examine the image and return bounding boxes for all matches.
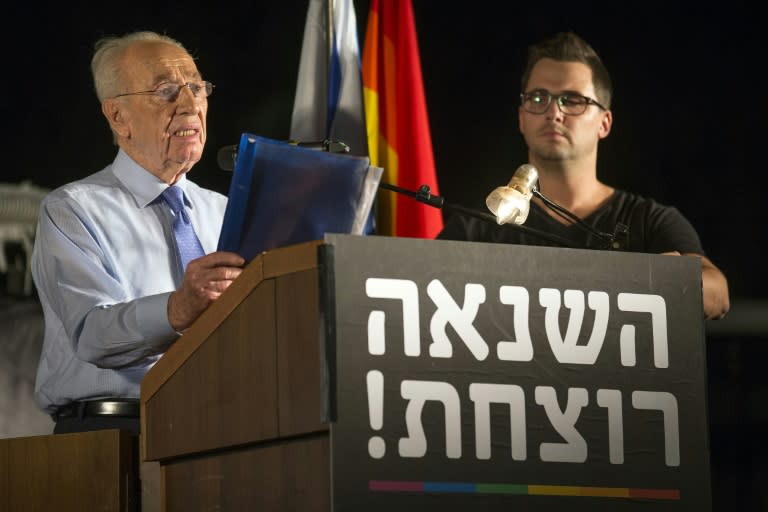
[53,399,140,421]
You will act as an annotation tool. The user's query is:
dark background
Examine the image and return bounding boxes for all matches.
[3,1,765,509]
[3,1,764,301]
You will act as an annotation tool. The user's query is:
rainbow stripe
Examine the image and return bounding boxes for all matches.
[369,480,681,500]
[362,0,444,238]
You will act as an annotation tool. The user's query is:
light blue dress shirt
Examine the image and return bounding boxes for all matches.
[32,149,228,414]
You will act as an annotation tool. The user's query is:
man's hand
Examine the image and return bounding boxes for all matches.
[662,251,730,320]
[167,251,245,332]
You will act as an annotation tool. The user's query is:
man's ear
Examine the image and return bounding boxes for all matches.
[101,99,130,138]
[598,110,613,139]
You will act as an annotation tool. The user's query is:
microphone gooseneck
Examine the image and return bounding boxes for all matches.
[532,189,616,248]
[378,183,444,208]
[484,163,627,250]
[378,183,578,248]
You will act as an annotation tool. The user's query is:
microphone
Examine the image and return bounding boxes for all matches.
[381,169,628,251]
[217,140,350,171]
[217,145,239,171]
[485,164,539,225]
[484,163,628,250]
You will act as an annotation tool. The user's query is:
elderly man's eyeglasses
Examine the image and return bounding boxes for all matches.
[520,90,607,116]
[113,81,215,102]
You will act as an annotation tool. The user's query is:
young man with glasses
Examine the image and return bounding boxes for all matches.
[438,31,729,321]
[31,31,245,435]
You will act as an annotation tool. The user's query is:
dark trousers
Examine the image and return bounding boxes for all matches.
[53,415,140,435]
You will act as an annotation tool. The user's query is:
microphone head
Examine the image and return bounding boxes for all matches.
[217,145,238,171]
[507,164,539,194]
[485,164,539,225]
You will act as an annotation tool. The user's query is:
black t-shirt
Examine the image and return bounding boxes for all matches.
[437,189,705,255]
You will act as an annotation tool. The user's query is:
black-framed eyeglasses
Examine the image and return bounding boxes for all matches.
[112,81,215,102]
[520,89,607,116]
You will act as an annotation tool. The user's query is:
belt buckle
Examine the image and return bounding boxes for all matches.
[86,399,140,417]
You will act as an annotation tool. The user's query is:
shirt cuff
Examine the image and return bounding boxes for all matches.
[136,292,178,342]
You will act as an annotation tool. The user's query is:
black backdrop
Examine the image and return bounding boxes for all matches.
[3,1,763,301]
[3,2,766,509]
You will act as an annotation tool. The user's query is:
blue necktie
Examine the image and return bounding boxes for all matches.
[161,186,205,273]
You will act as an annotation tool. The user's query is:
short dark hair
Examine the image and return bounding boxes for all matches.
[520,31,612,109]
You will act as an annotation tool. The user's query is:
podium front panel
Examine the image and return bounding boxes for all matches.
[323,233,709,512]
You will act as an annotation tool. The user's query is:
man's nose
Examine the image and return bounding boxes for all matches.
[175,85,203,113]
[545,98,565,121]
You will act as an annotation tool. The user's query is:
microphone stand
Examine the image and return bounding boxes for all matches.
[378,183,582,249]
[532,189,628,250]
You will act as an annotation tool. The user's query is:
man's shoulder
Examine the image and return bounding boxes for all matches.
[611,188,655,205]
[609,188,677,215]
[43,167,116,205]
[606,189,694,233]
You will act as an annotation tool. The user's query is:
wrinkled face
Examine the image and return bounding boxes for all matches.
[518,58,611,165]
[103,41,208,183]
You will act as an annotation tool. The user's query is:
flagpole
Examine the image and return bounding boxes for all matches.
[326,0,332,55]
[326,0,334,141]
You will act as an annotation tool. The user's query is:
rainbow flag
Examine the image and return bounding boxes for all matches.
[362,0,444,238]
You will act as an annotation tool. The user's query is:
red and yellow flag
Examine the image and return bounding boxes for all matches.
[362,0,444,238]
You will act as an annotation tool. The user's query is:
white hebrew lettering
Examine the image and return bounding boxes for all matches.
[399,380,462,459]
[496,286,534,361]
[468,383,527,460]
[365,278,420,356]
[596,389,624,464]
[540,289,609,364]
[619,324,637,366]
[427,279,489,361]
[535,386,589,462]
[632,391,680,466]
[618,293,668,368]
[367,370,386,459]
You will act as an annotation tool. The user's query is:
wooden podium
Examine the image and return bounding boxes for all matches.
[142,234,712,511]
[0,429,135,511]
[140,240,330,511]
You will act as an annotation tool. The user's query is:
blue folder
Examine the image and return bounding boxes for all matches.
[217,134,382,261]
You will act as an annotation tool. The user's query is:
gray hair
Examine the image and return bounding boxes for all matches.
[91,31,188,102]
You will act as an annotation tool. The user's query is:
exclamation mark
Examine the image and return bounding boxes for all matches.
[367,370,386,458]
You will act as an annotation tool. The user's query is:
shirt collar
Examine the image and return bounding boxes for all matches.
[112,149,190,208]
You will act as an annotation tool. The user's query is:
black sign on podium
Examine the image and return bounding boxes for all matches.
[320,233,710,512]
